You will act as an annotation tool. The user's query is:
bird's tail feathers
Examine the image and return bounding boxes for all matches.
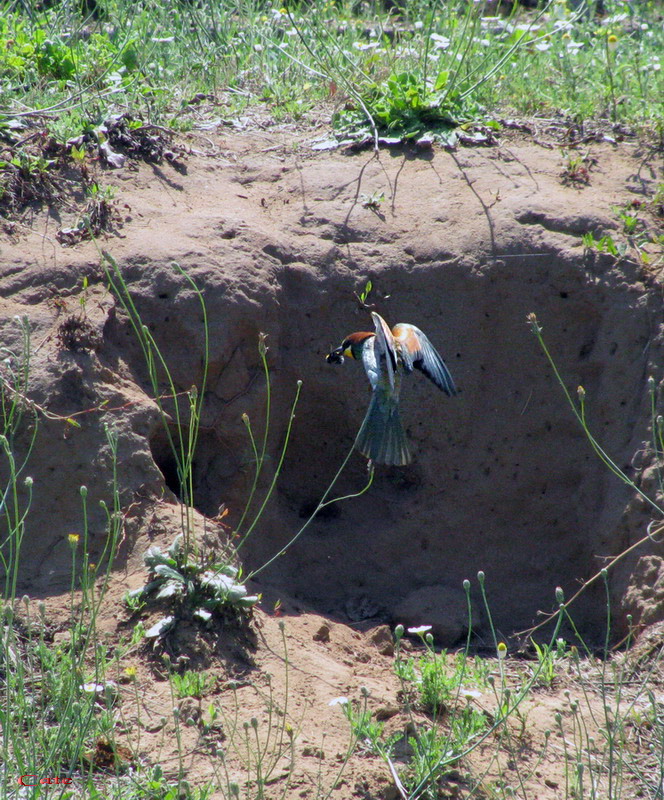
[355,393,411,466]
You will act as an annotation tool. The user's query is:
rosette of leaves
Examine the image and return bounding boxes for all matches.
[333,71,479,147]
[125,535,258,640]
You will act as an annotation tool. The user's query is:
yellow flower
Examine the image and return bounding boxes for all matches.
[497,642,508,660]
[607,34,618,51]
[124,666,137,680]
[68,533,79,547]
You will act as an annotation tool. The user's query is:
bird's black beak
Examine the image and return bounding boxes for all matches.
[326,346,345,365]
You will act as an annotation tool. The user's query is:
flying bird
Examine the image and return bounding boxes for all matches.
[326,312,457,466]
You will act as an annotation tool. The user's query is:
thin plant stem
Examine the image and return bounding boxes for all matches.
[248,442,374,581]
[236,365,297,551]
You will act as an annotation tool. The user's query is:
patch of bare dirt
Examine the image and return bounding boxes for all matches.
[0,113,183,245]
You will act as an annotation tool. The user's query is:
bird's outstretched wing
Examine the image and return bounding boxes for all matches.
[392,323,457,397]
[371,312,397,391]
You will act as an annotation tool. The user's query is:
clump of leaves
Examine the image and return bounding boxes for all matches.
[355,278,375,309]
[0,150,61,213]
[361,191,384,212]
[582,230,626,257]
[396,648,488,717]
[374,71,469,129]
[67,114,183,170]
[170,668,215,699]
[334,70,476,147]
[560,149,596,187]
[56,312,101,353]
[57,182,120,245]
[0,18,139,91]
[651,184,664,219]
[530,636,569,687]
[126,535,258,641]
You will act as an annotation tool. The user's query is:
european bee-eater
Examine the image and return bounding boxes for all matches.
[326,312,457,465]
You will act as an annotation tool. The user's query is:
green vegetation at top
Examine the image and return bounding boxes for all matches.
[0,0,662,147]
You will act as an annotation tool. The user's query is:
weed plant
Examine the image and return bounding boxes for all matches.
[0,316,37,602]
[1,421,125,794]
[336,574,664,799]
[102,251,373,642]
[102,252,208,558]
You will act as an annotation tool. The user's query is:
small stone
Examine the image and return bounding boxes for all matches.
[375,706,399,721]
[302,746,325,759]
[416,135,434,150]
[143,718,167,733]
[313,624,330,643]
[369,624,395,657]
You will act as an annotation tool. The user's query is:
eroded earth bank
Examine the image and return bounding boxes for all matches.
[1,126,663,647]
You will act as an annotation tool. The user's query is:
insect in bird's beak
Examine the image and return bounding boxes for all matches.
[326,347,345,364]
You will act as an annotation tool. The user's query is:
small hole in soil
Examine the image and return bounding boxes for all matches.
[149,425,238,514]
[150,428,182,498]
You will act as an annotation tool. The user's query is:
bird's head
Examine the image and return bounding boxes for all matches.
[326,331,375,364]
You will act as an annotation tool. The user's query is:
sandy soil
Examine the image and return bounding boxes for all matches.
[1,114,663,797]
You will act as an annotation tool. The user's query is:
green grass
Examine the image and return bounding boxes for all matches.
[1,0,662,227]
[335,578,664,800]
[1,421,125,796]
[0,0,662,152]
